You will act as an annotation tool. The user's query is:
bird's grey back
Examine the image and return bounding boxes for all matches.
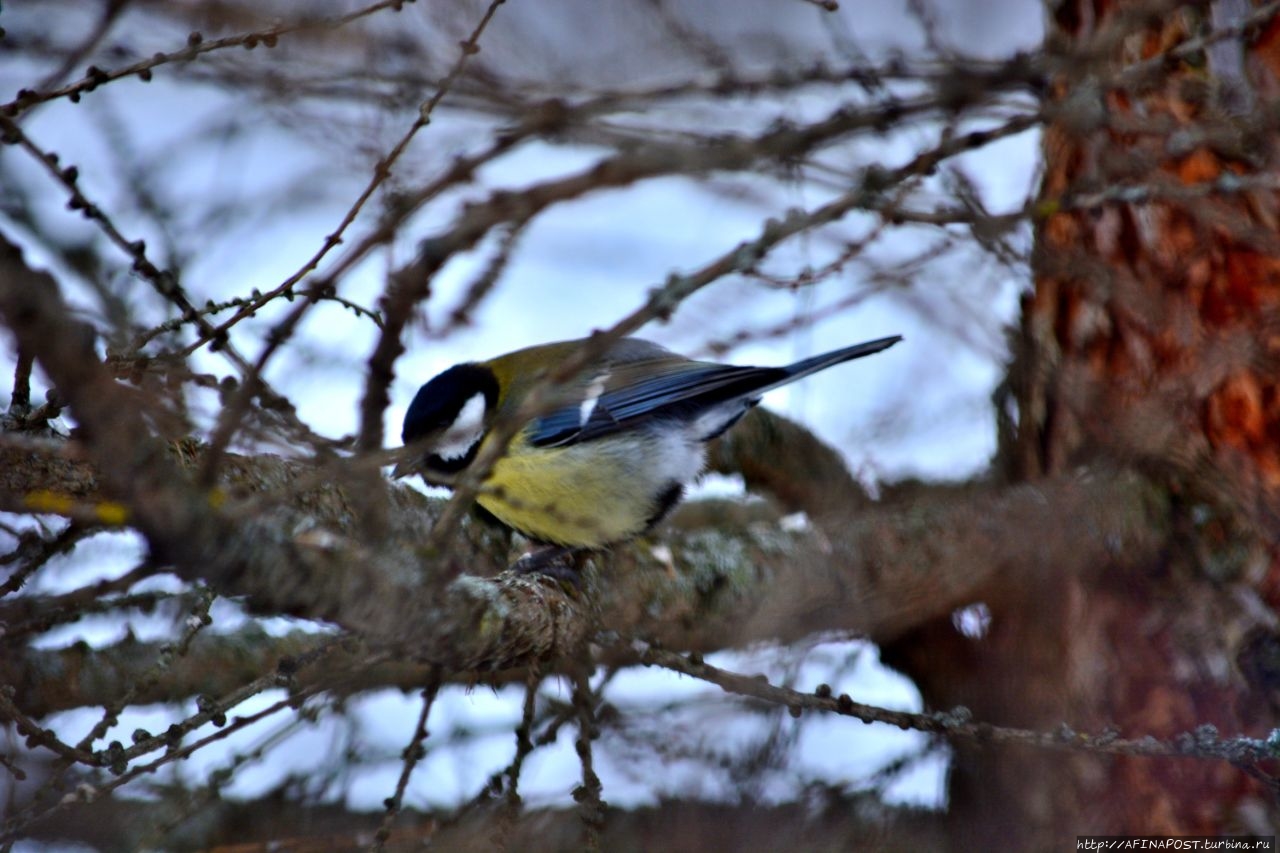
[605,338,679,364]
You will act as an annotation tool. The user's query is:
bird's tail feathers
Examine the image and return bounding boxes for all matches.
[764,334,902,393]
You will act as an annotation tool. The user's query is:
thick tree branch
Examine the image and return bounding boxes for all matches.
[1,237,1171,678]
[0,629,385,719]
[1,432,1168,674]
[706,407,871,520]
[18,786,946,853]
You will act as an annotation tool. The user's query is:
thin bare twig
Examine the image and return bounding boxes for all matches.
[197,0,508,480]
[371,675,441,852]
[2,0,415,117]
[635,645,1280,769]
[571,667,605,852]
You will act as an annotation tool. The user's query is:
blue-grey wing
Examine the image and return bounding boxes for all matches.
[527,360,783,448]
[524,334,901,448]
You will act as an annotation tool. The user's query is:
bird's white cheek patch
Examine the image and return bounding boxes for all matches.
[434,393,487,461]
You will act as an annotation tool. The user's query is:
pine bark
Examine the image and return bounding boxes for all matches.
[885,2,1280,844]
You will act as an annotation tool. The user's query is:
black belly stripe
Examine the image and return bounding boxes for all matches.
[472,501,507,531]
[644,482,686,532]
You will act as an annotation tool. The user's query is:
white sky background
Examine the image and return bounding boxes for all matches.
[1,0,1044,848]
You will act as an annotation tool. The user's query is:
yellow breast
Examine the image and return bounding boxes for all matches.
[476,431,693,548]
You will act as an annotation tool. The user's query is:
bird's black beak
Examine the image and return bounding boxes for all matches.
[389,447,420,480]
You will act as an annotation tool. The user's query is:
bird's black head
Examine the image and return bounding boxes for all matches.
[400,363,500,476]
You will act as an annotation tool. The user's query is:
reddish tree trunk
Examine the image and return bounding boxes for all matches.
[886,3,1280,845]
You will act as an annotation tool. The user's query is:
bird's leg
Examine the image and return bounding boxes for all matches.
[511,544,586,584]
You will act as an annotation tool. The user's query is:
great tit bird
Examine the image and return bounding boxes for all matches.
[394,334,901,564]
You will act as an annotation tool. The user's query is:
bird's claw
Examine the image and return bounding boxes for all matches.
[511,546,583,588]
